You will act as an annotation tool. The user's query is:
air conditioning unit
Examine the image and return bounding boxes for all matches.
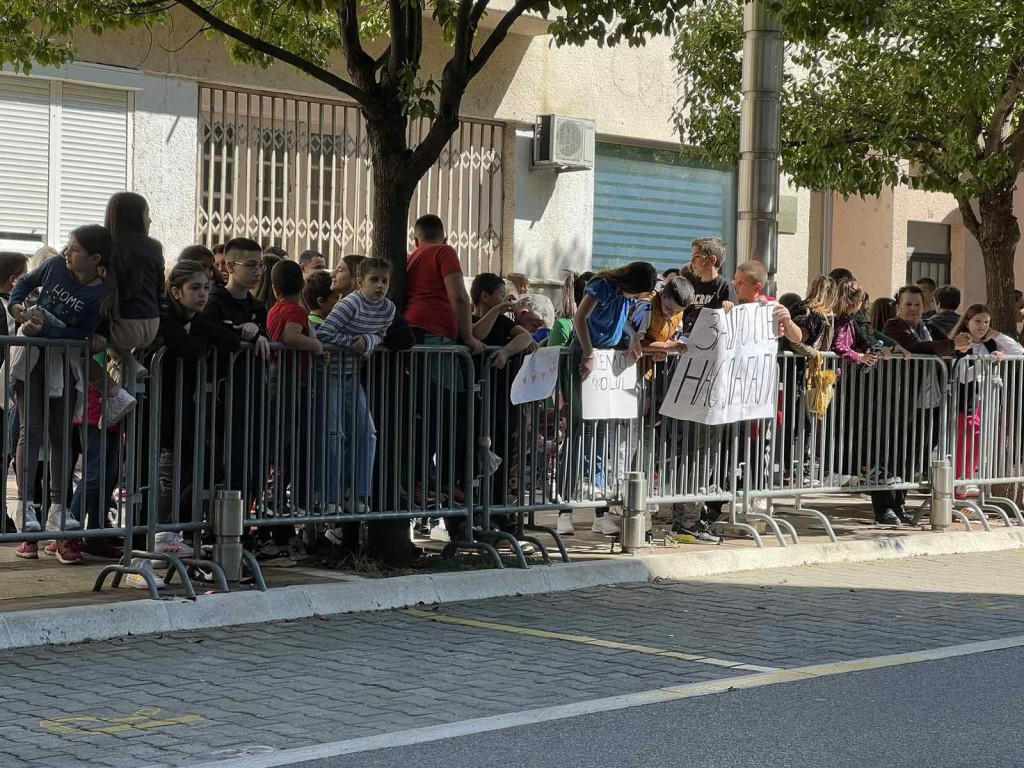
[532,115,595,172]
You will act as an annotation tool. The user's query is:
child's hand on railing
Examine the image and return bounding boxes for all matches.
[253,336,271,360]
[240,322,260,341]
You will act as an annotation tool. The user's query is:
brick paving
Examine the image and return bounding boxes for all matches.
[2,551,1024,766]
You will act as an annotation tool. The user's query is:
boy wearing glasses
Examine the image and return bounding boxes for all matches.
[205,237,271,359]
[203,237,272,522]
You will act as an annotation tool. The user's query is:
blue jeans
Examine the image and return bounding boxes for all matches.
[319,370,377,505]
[70,426,119,529]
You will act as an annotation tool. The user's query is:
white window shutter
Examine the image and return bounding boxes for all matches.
[58,82,129,243]
[0,76,51,252]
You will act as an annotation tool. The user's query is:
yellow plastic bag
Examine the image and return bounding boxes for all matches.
[805,353,837,421]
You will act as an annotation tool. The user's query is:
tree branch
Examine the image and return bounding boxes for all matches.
[957,195,982,238]
[386,0,408,85]
[336,0,377,90]
[469,0,545,78]
[374,43,391,72]
[984,67,1024,157]
[171,0,369,104]
[470,0,490,25]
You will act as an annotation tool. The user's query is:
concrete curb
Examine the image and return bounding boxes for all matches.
[2,527,1023,651]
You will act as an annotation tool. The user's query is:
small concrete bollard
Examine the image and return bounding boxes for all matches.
[931,459,953,531]
[621,471,648,551]
[214,489,245,582]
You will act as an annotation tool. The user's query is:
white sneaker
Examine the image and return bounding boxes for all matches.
[591,516,620,535]
[103,387,137,427]
[125,559,163,590]
[13,501,41,533]
[46,503,81,532]
[151,532,193,569]
[429,522,450,542]
[556,512,575,536]
[346,497,369,514]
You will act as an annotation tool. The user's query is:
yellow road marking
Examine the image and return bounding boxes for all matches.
[404,608,777,673]
[40,706,205,736]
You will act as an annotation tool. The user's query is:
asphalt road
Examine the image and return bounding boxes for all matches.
[296,648,1024,768]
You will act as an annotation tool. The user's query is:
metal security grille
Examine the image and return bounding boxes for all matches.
[196,85,504,274]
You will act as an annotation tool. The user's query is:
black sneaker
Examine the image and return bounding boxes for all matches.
[675,520,722,544]
[895,507,917,526]
[875,509,903,526]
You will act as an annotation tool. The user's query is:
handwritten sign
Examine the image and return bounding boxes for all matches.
[582,349,638,420]
[510,347,561,405]
[660,302,779,425]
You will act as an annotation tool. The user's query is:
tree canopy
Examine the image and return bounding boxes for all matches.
[674,0,1024,328]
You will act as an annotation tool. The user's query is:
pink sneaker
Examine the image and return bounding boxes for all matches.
[43,541,59,557]
[56,540,84,565]
[15,542,38,559]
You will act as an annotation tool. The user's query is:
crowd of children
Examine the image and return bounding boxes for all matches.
[2,196,1023,574]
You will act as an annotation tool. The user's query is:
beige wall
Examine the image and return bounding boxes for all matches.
[825,182,1024,308]
[829,188,895,302]
[69,10,679,141]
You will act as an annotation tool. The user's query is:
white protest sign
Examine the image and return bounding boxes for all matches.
[660,302,780,425]
[510,347,561,405]
[582,349,638,420]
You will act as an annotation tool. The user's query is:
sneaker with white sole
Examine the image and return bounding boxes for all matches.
[429,522,450,542]
[46,503,81,532]
[151,531,194,569]
[556,512,575,536]
[103,387,137,427]
[591,516,620,535]
[125,559,163,590]
[12,501,41,533]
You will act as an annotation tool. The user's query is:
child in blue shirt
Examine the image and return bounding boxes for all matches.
[7,225,111,550]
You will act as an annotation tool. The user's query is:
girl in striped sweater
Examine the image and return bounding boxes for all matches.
[315,259,395,512]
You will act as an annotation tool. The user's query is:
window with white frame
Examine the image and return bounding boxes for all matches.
[0,73,132,255]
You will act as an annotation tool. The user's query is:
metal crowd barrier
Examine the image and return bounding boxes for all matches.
[5,335,1024,597]
[947,354,1024,527]
[477,347,1024,549]
[145,342,501,571]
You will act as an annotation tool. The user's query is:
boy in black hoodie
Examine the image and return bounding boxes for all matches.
[203,237,271,504]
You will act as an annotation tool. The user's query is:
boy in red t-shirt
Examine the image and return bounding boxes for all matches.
[267,260,323,519]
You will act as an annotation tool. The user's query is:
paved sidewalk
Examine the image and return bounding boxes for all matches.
[1,550,1024,767]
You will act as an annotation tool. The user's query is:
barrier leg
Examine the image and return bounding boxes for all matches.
[791,505,838,542]
[93,564,161,600]
[987,496,1024,525]
[951,509,973,531]
[710,498,764,548]
[524,521,571,562]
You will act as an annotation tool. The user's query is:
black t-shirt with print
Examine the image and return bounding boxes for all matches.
[472,312,517,347]
[682,275,736,334]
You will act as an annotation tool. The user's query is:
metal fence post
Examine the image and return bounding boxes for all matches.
[621,471,648,551]
[930,458,953,531]
[214,489,245,582]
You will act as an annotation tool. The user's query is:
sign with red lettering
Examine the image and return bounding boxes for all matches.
[660,302,779,424]
[582,349,639,420]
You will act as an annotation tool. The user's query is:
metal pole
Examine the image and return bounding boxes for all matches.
[737,0,783,290]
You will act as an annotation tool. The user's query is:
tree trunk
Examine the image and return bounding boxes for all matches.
[965,180,1021,334]
[364,111,416,313]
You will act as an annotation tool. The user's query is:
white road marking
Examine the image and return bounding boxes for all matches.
[190,633,1024,768]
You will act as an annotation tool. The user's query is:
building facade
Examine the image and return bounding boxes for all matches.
[0,8,1020,304]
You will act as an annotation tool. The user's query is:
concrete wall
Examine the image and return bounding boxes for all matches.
[820,181,1024,312]
[511,128,593,285]
[776,180,811,297]
[830,189,895,302]
[132,74,198,258]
